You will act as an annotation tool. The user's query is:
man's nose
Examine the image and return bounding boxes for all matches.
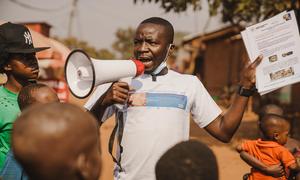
[139,42,148,52]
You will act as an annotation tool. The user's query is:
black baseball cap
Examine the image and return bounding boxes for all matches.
[0,22,50,54]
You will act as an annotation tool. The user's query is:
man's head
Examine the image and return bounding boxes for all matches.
[260,114,290,145]
[0,22,49,81]
[155,140,218,180]
[134,17,175,74]
[17,83,59,110]
[12,103,102,180]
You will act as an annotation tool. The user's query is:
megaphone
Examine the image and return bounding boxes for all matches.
[65,49,144,98]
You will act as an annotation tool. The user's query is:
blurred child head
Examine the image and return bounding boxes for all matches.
[17,83,59,110]
[259,104,283,120]
[155,140,218,180]
[260,114,290,145]
[12,103,102,180]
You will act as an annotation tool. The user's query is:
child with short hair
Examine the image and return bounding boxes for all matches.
[237,114,300,179]
[17,83,59,110]
[12,103,102,180]
[155,140,218,180]
[0,83,59,180]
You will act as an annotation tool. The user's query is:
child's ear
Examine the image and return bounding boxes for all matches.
[273,133,279,141]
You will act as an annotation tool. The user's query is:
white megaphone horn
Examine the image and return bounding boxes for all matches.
[65,49,144,98]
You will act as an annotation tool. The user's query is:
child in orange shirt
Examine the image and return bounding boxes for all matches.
[237,114,300,180]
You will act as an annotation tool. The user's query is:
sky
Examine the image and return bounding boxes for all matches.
[0,0,227,50]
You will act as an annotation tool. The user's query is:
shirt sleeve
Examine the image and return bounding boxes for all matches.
[84,82,115,122]
[190,76,222,128]
[280,148,296,168]
[241,140,251,152]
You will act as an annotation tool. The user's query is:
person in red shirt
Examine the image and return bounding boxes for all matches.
[237,114,300,180]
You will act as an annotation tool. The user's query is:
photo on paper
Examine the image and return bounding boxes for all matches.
[268,55,278,62]
[283,13,292,21]
[282,51,293,57]
[269,67,295,81]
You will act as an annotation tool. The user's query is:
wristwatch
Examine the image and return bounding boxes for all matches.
[238,85,257,97]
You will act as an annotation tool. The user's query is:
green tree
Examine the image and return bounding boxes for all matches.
[134,0,294,25]
[55,37,115,59]
[112,27,135,59]
[55,28,187,61]
[97,49,116,59]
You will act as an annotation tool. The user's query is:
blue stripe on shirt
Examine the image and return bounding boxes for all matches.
[146,93,187,110]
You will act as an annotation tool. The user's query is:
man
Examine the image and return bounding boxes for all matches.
[0,22,49,169]
[155,140,218,180]
[12,103,102,180]
[85,17,262,180]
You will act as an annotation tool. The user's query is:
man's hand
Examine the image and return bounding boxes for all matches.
[101,81,131,106]
[239,55,263,88]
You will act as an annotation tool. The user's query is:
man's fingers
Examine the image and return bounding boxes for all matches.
[112,82,130,93]
[114,81,130,89]
[250,55,263,68]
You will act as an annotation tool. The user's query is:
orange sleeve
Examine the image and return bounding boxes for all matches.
[280,148,296,168]
[241,140,251,152]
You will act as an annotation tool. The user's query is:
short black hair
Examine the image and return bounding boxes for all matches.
[18,83,48,110]
[140,17,174,44]
[259,104,283,120]
[259,114,290,140]
[155,140,218,180]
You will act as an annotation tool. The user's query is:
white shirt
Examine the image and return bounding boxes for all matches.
[85,70,222,180]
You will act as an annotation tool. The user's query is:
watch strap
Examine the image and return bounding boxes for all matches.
[238,85,256,97]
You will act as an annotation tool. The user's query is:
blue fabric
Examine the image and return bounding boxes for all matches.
[146,93,187,109]
[0,150,28,180]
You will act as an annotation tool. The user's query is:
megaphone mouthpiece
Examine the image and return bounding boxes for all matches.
[132,59,144,76]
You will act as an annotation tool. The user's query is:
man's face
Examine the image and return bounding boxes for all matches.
[7,53,39,80]
[134,23,171,74]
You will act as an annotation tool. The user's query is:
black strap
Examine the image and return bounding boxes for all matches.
[151,67,168,82]
[108,111,124,172]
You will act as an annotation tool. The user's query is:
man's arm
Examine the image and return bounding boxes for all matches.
[89,81,130,123]
[204,56,262,142]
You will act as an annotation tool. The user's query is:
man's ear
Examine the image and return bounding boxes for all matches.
[76,154,90,179]
[170,44,175,50]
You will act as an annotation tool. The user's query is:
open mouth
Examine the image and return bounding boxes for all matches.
[139,60,152,67]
